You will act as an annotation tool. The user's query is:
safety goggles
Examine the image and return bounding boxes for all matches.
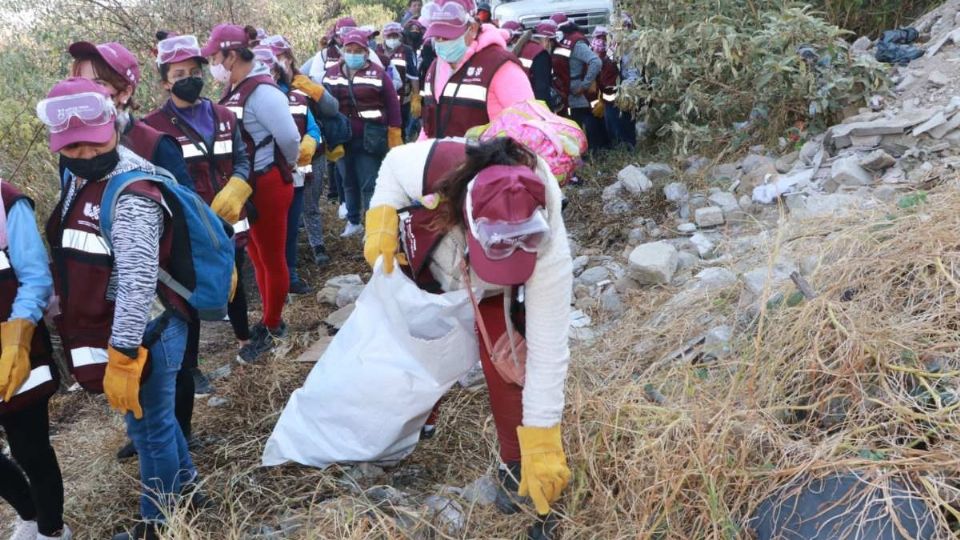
[466,205,550,261]
[36,92,116,134]
[252,47,278,67]
[421,1,473,27]
[260,35,291,53]
[336,25,357,37]
[156,35,202,65]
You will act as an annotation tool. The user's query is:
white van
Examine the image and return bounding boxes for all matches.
[491,0,614,34]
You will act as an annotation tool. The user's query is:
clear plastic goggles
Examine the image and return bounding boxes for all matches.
[468,206,551,260]
[336,25,357,37]
[421,1,473,27]
[260,35,291,53]
[252,46,278,67]
[156,35,202,65]
[36,92,116,134]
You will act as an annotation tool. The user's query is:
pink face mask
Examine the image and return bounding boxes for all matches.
[591,38,606,55]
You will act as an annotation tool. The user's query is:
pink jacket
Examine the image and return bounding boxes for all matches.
[419,24,533,140]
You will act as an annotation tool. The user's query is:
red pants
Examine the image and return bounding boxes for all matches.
[247,168,293,329]
[429,294,524,463]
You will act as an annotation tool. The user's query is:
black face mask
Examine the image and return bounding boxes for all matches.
[171,76,204,103]
[404,30,423,49]
[62,147,120,181]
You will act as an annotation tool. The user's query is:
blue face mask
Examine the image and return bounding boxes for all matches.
[344,52,367,70]
[435,35,468,64]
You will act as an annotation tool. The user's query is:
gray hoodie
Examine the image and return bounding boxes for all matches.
[238,62,301,172]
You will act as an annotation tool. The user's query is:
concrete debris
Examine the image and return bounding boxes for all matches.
[708,192,739,214]
[577,266,611,286]
[335,284,364,308]
[851,36,872,53]
[927,70,949,88]
[617,165,653,194]
[570,310,592,328]
[742,262,797,297]
[459,475,498,506]
[677,222,697,234]
[689,233,717,259]
[325,303,355,330]
[207,396,229,407]
[692,267,737,292]
[422,495,466,534]
[911,111,948,137]
[628,241,679,285]
[694,206,724,228]
[775,151,799,173]
[859,149,896,171]
[642,162,674,180]
[829,109,936,147]
[825,156,873,192]
[663,182,689,203]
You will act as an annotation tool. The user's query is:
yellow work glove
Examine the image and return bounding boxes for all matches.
[103,346,149,420]
[298,135,318,166]
[0,319,35,402]
[210,176,252,224]
[325,145,345,162]
[291,74,326,101]
[388,127,403,149]
[592,100,605,119]
[517,425,571,515]
[363,205,400,274]
[410,93,422,119]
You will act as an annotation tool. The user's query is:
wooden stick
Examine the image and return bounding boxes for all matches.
[790,271,817,299]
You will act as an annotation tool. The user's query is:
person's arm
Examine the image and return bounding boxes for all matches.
[248,85,301,165]
[6,200,52,324]
[229,124,251,182]
[316,88,340,117]
[531,51,553,104]
[570,41,601,94]
[108,194,163,354]
[487,61,534,119]
[304,108,322,142]
[152,136,195,191]
[383,72,402,129]
[369,140,432,208]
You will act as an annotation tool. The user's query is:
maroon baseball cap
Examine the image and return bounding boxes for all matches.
[200,23,250,57]
[501,20,522,34]
[340,29,369,48]
[550,13,572,27]
[464,164,549,285]
[405,18,426,32]
[533,21,558,39]
[40,77,117,152]
[423,0,474,40]
[335,17,358,35]
[68,41,141,88]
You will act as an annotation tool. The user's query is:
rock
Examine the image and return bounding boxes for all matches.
[207,396,229,407]
[663,182,690,203]
[422,495,466,534]
[642,162,673,180]
[927,112,960,139]
[316,286,338,306]
[799,140,821,164]
[627,241,679,285]
[571,255,589,276]
[829,108,937,146]
[618,165,653,194]
[859,149,896,171]
[326,274,363,289]
[293,336,332,363]
[708,192,739,214]
[599,288,625,315]
[849,134,882,147]
[677,222,697,234]
[742,263,796,297]
[692,267,737,291]
[928,70,949,88]
[677,251,699,271]
[741,154,773,174]
[694,206,724,228]
[826,156,873,191]
[690,233,717,259]
[775,151,799,173]
[912,111,949,137]
[739,195,755,213]
[895,73,918,92]
[740,161,779,193]
[708,163,741,183]
[325,303,355,330]
[335,284,364,308]
[601,181,623,201]
[851,35,872,52]
[577,266,610,286]
[873,185,899,202]
[614,275,641,293]
[684,155,710,174]
[208,363,232,381]
[569,310,592,328]
[627,227,646,245]
[343,463,384,483]
[460,476,498,506]
[704,325,733,358]
[786,193,869,220]
[365,485,409,505]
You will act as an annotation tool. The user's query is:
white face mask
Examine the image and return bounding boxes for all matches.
[385,38,401,50]
[210,62,230,83]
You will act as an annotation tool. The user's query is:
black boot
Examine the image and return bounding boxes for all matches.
[112,521,161,540]
[495,462,529,515]
[116,440,137,461]
[313,244,332,267]
[528,513,560,540]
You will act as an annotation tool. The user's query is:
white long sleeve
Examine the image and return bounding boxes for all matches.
[371,139,573,427]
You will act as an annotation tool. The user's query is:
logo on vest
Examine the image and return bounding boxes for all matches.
[467,67,484,77]
[83,202,101,221]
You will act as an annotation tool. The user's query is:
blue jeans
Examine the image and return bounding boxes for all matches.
[337,138,384,225]
[124,314,196,522]
[604,103,636,148]
[285,186,305,282]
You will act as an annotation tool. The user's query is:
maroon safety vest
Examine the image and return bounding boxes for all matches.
[324,61,390,126]
[517,41,546,79]
[142,101,237,205]
[323,45,341,70]
[287,88,315,182]
[598,55,619,104]
[122,119,176,163]
[0,183,57,416]
[377,44,414,100]
[220,74,293,183]
[421,40,519,138]
[551,32,586,109]
[46,172,180,393]
[399,139,467,291]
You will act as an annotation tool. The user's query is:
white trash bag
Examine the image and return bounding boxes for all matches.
[262,261,479,468]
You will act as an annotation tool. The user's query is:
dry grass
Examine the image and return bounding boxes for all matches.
[6,179,960,539]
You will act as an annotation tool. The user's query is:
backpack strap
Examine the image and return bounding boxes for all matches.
[99,169,192,302]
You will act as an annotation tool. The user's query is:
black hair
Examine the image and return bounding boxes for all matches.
[223,25,260,63]
[432,138,538,231]
[561,22,585,36]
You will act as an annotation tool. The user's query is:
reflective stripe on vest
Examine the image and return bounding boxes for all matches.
[71,347,108,367]
[296,164,313,174]
[554,47,572,58]
[442,83,487,102]
[325,76,349,86]
[520,57,533,68]
[325,59,339,69]
[0,251,10,272]
[602,89,618,103]
[289,104,309,115]
[353,76,383,87]
[590,99,600,108]
[181,139,233,160]
[391,58,407,68]
[62,228,111,256]
[359,110,383,119]
[0,366,52,402]
[226,105,244,119]
[233,218,250,234]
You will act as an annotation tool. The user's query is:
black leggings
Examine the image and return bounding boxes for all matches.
[0,397,64,536]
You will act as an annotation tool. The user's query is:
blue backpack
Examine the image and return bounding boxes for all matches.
[97,168,236,321]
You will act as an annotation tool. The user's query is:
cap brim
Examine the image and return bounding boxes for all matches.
[424,23,469,40]
[164,51,209,65]
[467,233,537,286]
[49,122,115,153]
[199,38,220,57]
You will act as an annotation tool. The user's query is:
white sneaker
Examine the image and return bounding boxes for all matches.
[340,222,364,237]
[9,519,37,540]
[38,524,73,540]
[338,203,347,220]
